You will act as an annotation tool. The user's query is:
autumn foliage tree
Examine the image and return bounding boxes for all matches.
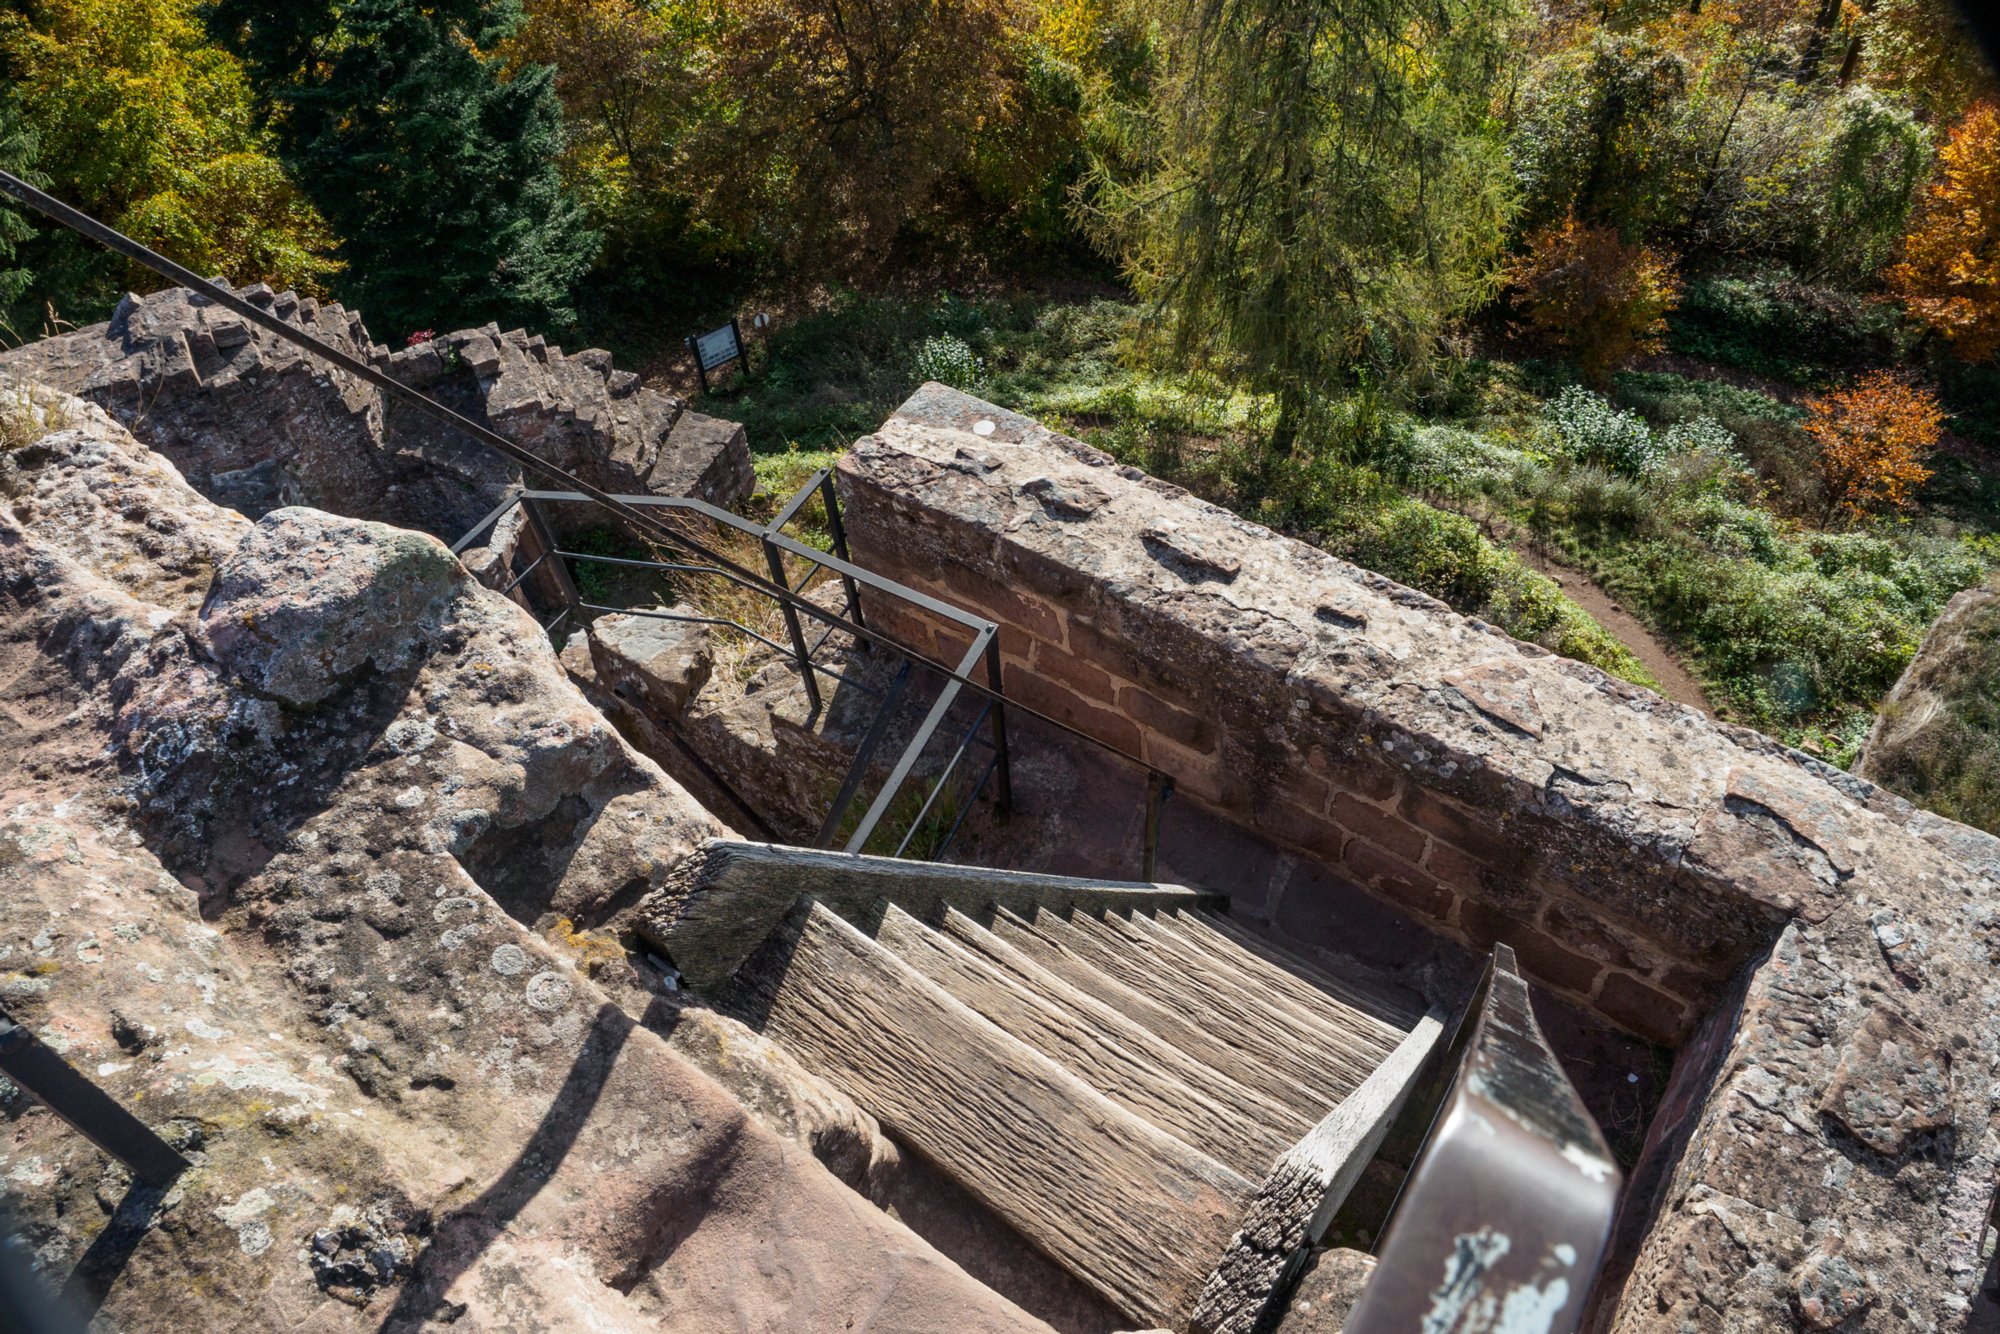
[1888,101,2000,364]
[1804,371,1945,521]
[0,0,337,327]
[1504,214,1681,387]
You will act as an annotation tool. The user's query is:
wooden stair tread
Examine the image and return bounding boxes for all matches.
[935,906,1316,1153]
[871,902,1296,1177]
[725,897,1253,1329]
[1023,907,1372,1111]
[983,906,1334,1124]
[1188,908,1427,1030]
[1106,910,1407,1067]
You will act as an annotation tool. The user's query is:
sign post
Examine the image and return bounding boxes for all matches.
[685,318,746,394]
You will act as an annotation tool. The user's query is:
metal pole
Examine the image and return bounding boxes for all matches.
[763,534,822,719]
[686,336,710,394]
[0,168,758,591]
[1142,772,1173,882]
[983,637,1013,817]
[518,497,584,630]
[0,1011,188,1188]
[818,471,869,646]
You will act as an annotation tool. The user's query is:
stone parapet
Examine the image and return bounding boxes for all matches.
[0,283,752,538]
[837,384,2000,1331]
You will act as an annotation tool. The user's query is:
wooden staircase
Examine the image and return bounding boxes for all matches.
[638,841,1447,1332]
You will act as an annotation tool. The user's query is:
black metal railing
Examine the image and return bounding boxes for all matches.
[456,474,1181,872]
[0,164,1181,875]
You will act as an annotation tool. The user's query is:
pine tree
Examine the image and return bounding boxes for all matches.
[1092,0,1520,453]
[208,0,598,337]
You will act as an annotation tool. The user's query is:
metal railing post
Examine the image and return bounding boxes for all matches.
[518,496,584,634]
[764,534,823,719]
[0,1009,188,1188]
[983,636,1013,817]
[818,472,869,647]
[1143,771,1173,882]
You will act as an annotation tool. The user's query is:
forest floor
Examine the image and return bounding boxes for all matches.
[652,285,1997,759]
[1512,544,1714,712]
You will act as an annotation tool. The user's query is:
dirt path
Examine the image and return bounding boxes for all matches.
[1516,546,1715,713]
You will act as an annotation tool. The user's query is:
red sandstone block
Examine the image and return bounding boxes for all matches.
[1422,839,1485,896]
[1064,614,1157,689]
[1655,963,1725,1007]
[1005,671,1144,755]
[1032,639,1117,704]
[1457,902,1603,996]
[1399,786,1526,869]
[1116,684,1217,753]
[1305,743,1400,804]
[1141,732,1226,804]
[932,563,1068,644]
[1539,898,1649,973]
[1329,793,1427,864]
[1254,795,1347,864]
[1342,840,1455,921]
[1594,972,1690,1047]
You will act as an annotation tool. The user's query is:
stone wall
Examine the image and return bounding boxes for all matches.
[838,385,2000,1331]
[0,282,752,539]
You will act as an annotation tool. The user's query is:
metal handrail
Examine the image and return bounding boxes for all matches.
[466,477,1178,871]
[0,167,1182,878]
[1340,944,1622,1334]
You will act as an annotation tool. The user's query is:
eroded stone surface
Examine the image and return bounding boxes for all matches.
[0,391,1051,1333]
[836,383,2000,1333]
[0,283,752,540]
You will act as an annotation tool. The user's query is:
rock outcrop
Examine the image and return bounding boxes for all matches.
[0,389,1049,1332]
[1855,575,2000,835]
[837,384,2000,1334]
[0,282,753,539]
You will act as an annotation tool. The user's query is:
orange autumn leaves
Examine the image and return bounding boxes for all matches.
[1505,215,1681,388]
[1889,101,2000,362]
[1806,372,1946,521]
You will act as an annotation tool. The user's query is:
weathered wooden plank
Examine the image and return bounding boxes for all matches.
[725,897,1254,1329]
[870,902,1296,1177]
[1190,1012,1447,1334]
[934,905,1317,1153]
[1026,908,1376,1112]
[982,907,1334,1124]
[1163,908,1427,1034]
[635,837,1223,989]
[1105,911,1408,1069]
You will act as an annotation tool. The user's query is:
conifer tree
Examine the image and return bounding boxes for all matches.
[1093,0,1519,453]
[208,0,598,336]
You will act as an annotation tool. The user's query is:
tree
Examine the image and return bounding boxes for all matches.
[207,0,599,337]
[1804,371,1944,521]
[1093,0,1520,453]
[686,0,1034,273]
[1504,214,1680,387]
[0,0,336,327]
[1888,101,2000,364]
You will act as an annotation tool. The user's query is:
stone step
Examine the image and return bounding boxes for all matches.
[869,901,1295,1178]
[983,906,1334,1125]
[1061,909,1388,1107]
[723,897,1253,1330]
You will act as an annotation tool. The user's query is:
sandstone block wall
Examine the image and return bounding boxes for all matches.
[839,385,2000,1331]
[0,282,753,539]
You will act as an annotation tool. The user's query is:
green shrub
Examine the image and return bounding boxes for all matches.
[1667,270,1904,384]
[913,333,989,393]
[1544,385,1664,475]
